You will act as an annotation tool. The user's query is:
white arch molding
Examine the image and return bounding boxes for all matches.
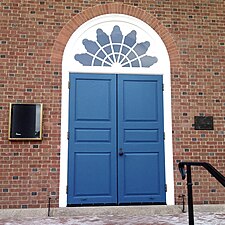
[59,14,174,206]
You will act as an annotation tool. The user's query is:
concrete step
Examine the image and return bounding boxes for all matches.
[0,204,225,219]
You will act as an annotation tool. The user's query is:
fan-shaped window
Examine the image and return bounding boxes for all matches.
[74,25,158,68]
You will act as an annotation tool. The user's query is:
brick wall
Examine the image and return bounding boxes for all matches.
[0,0,225,208]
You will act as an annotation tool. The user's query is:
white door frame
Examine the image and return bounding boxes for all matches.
[59,14,174,207]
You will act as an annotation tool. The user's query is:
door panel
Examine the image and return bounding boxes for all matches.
[75,78,111,121]
[123,153,160,195]
[118,75,165,204]
[122,79,158,121]
[67,74,117,205]
[74,153,112,196]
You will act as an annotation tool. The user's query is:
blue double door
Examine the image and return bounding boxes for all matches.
[68,73,166,205]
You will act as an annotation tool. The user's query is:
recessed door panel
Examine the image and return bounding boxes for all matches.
[74,153,112,196]
[123,153,160,195]
[123,80,158,121]
[75,79,111,121]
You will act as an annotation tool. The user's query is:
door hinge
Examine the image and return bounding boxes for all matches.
[162,83,164,91]
[66,185,68,194]
[68,81,70,89]
[67,131,69,140]
[165,184,167,192]
[164,132,165,140]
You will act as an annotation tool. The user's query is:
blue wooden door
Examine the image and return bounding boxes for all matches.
[117,75,165,204]
[67,74,117,205]
[68,73,165,205]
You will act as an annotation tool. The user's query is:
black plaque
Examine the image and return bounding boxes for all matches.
[194,116,213,130]
[9,103,43,140]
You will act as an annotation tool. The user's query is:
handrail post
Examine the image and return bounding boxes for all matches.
[48,197,51,217]
[186,164,194,225]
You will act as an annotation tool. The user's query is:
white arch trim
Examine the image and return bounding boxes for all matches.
[60,14,174,207]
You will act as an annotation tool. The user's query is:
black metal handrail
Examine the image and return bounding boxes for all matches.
[178,162,225,225]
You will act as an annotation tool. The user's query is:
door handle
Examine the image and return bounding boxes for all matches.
[119,148,124,156]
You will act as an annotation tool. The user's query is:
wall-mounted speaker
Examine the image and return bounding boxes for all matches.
[8,103,43,140]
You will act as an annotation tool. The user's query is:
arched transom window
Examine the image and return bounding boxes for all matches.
[74,25,158,68]
[63,14,169,74]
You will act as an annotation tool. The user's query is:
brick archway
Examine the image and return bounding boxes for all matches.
[51,3,180,69]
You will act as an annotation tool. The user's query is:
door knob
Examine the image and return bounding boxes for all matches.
[119,148,124,156]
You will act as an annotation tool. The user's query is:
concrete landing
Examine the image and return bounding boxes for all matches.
[0,205,225,225]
